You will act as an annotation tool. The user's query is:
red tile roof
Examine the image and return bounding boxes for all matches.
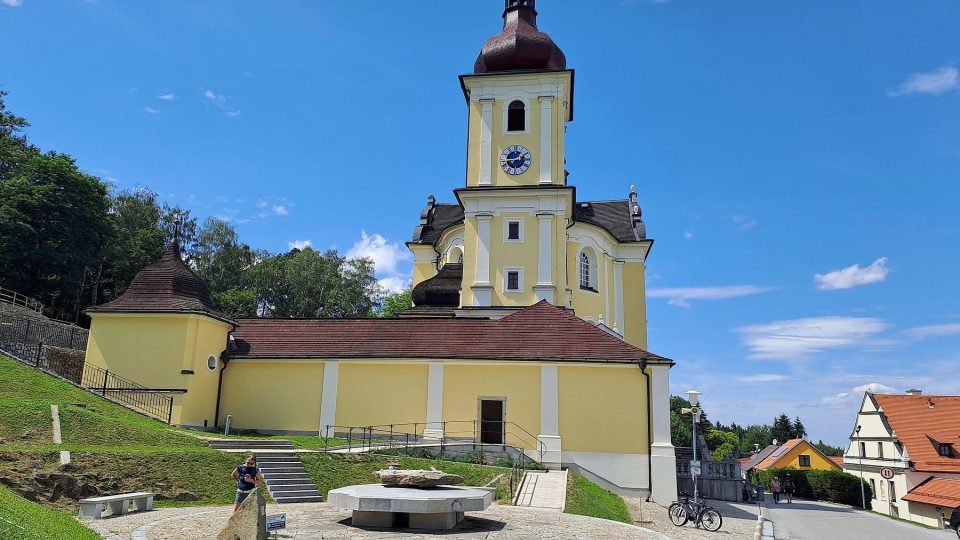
[88,241,230,322]
[228,300,672,364]
[829,456,845,467]
[873,394,960,473]
[902,476,960,509]
[756,439,805,470]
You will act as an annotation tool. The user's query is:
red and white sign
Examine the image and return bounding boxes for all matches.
[880,467,895,480]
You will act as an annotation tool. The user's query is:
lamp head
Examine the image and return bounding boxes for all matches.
[855,425,862,435]
[685,390,702,407]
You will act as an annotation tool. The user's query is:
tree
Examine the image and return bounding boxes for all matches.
[771,414,794,444]
[740,424,774,454]
[706,428,740,460]
[670,395,711,448]
[194,217,255,298]
[792,416,807,439]
[373,288,412,317]
[96,188,166,305]
[814,440,846,457]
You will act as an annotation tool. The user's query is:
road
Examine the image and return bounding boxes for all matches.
[764,499,955,540]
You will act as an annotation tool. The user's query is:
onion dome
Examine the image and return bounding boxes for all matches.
[411,263,463,308]
[88,239,229,321]
[474,0,566,74]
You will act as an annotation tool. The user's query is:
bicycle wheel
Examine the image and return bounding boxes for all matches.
[700,508,722,531]
[668,503,688,526]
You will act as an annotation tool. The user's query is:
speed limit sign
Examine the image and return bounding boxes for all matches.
[880,467,894,480]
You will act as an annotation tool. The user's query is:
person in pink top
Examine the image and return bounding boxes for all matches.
[771,476,782,504]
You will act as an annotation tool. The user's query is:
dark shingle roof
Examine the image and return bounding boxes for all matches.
[228,300,672,365]
[574,201,645,243]
[410,199,464,246]
[88,241,230,322]
[411,263,462,308]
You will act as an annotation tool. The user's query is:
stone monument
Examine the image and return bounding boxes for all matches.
[217,489,267,540]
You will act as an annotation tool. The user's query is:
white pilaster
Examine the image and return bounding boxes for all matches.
[423,363,445,440]
[613,260,624,334]
[538,364,562,467]
[534,213,555,303]
[319,361,339,436]
[648,364,678,505]
[479,99,494,186]
[539,96,553,184]
[472,214,493,306]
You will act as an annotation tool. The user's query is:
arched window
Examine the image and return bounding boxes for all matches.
[579,249,598,292]
[507,100,525,132]
[448,246,464,264]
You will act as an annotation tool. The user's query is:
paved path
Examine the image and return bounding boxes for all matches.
[513,470,567,511]
[764,499,955,540]
[87,502,670,539]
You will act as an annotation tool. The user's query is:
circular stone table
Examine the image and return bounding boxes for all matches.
[327,484,494,530]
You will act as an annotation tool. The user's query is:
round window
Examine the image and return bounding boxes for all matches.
[207,355,218,372]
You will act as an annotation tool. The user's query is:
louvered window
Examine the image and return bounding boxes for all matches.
[507,100,525,132]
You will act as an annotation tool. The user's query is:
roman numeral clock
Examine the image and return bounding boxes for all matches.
[500,145,532,175]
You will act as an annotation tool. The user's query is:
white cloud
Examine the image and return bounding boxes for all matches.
[1,0,22,6]
[378,276,409,294]
[156,93,176,101]
[288,239,312,250]
[903,323,960,340]
[815,257,890,291]
[853,382,896,394]
[647,285,773,307]
[733,215,757,232]
[272,205,288,216]
[737,316,890,360]
[142,106,159,114]
[346,231,411,275]
[204,89,240,117]
[889,66,959,97]
[818,382,896,408]
[736,374,788,383]
[684,231,694,239]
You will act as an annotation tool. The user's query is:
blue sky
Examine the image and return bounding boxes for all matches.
[2,1,959,446]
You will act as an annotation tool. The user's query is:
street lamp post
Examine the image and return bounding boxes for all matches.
[856,425,866,509]
[682,390,703,502]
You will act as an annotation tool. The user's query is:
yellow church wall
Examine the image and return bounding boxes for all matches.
[566,240,605,322]
[558,365,648,454]
[772,440,840,471]
[219,360,325,432]
[442,364,540,448]
[85,312,231,426]
[489,213,540,306]
[622,262,648,350]
[336,363,429,427]
[490,101,541,187]
[461,217,479,306]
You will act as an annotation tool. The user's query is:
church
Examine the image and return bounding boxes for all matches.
[83,0,678,504]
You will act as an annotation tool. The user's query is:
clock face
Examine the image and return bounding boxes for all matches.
[500,145,532,175]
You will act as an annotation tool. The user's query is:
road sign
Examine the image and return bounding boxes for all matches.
[267,513,286,532]
[690,460,702,477]
[880,467,894,480]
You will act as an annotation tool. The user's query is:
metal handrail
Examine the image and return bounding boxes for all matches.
[0,287,43,314]
[80,363,175,423]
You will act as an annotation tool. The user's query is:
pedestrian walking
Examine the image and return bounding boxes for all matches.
[231,455,262,512]
[771,476,782,503]
[784,475,795,503]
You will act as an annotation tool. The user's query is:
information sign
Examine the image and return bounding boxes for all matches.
[267,513,286,532]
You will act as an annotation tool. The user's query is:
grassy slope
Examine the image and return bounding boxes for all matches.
[564,472,632,524]
[0,484,99,540]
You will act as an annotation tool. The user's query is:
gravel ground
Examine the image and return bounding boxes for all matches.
[624,497,763,540]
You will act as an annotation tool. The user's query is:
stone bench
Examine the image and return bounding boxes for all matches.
[78,491,154,520]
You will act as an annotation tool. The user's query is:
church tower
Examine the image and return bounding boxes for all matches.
[408,0,652,349]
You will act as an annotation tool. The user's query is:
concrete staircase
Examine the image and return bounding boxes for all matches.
[206,439,323,504]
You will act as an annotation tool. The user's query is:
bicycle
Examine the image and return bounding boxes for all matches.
[667,491,723,531]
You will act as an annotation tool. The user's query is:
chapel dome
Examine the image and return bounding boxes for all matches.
[474,0,566,74]
[89,239,226,319]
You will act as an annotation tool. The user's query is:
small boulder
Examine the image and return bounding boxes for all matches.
[174,491,199,502]
[375,469,463,488]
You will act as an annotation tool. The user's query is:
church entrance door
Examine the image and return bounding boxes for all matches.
[478,398,505,444]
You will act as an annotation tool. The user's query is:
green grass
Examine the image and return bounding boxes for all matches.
[0,484,99,540]
[564,472,632,524]
[301,453,512,501]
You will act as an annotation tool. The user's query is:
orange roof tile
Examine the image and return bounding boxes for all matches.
[873,394,960,473]
[902,477,960,508]
[829,456,844,467]
[756,439,804,470]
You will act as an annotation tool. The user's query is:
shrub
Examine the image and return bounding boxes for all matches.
[755,468,871,509]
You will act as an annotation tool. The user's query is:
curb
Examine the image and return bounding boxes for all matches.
[753,514,775,540]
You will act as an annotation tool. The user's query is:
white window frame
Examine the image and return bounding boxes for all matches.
[501,97,530,135]
[578,247,599,293]
[503,218,524,243]
[503,266,524,293]
[446,245,464,264]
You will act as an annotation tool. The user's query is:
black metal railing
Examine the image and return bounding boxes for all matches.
[319,419,546,501]
[0,310,88,354]
[79,363,175,424]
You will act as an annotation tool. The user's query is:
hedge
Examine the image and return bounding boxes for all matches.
[754,468,872,509]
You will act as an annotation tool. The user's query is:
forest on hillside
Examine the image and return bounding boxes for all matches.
[0,91,409,324]
[670,395,846,460]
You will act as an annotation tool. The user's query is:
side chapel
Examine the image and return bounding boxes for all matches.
[83,0,678,503]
